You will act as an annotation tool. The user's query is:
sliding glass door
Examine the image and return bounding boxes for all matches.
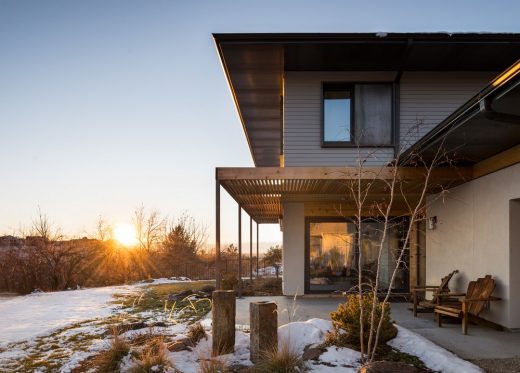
[306,218,408,293]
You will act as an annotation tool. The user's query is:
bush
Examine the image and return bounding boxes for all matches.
[327,294,397,350]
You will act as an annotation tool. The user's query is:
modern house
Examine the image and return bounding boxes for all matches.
[212,33,520,330]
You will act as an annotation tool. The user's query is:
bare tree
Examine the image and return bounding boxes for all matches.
[345,125,458,363]
[95,215,113,241]
[133,205,167,252]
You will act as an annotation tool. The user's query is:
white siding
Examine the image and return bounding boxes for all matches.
[399,71,496,151]
[283,71,396,167]
[282,202,305,296]
[426,163,520,329]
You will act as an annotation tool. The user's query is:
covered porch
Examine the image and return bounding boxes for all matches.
[214,166,473,294]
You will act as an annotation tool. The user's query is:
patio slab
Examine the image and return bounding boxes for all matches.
[234,296,520,360]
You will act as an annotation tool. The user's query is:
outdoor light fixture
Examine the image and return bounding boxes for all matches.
[428,216,437,230]
[278,216,283,232]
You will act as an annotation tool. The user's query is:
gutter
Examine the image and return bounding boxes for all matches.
[399,59,520,165]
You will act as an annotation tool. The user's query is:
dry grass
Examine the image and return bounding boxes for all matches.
[197,357,230,373]
[252,339,307,373]
[187,322,207,344]
[129,335,170,373]
[90,329,130,373]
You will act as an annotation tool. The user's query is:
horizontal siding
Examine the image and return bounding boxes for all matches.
[399,72,496,151]
[283,71,395,167]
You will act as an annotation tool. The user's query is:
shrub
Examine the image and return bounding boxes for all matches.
[252,339,307,373]
[327,294,397,350]
[221,273,238,291]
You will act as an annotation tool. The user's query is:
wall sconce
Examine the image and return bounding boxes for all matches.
[428,216,437,230]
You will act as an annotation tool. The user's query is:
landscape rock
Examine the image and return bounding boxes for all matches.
[358,361,419,373]
[168,341,190,352]
[302,344,327,361]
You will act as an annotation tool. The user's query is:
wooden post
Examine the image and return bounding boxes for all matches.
[250,301,277,363]
[250,216,253,282]
[215,179,221,290]
[212,290,236,356]
[409,221,419,290]
[238,205,242,298]
[256,222,259,278]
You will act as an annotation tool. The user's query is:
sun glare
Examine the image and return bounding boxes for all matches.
[114,223,138,247]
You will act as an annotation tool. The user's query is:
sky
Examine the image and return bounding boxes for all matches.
[1,0,519,249]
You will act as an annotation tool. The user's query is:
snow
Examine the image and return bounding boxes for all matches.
[0,283,486,373]
[0,285,133,346]
[278,318,332,354]
[388,325,484,373]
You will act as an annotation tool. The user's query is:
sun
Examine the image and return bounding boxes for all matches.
[113,223,138,247]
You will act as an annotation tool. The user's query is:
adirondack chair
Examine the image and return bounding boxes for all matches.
[411,270,459,317]
[434,275,501,334]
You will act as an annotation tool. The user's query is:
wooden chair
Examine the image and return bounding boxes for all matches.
[434,275,501,334]
[411,270,459,317]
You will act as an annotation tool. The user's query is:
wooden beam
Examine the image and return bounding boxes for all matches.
[304,202,414,217]
[216,180,221,290]
[238,205,242,298]
[217,166,472,182]
[473,144,520,179]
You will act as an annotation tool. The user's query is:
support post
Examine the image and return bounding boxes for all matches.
[238,205,242,298]
[212,290,236,356]
[256,222,259,278]
[250,216,253,282]
[215,179,221,290]
[250,301,277,363]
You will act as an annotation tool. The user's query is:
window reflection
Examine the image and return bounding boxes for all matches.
[323,87,351,142]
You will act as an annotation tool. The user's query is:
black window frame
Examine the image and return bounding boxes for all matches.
[321,81,395,148]
[321,83,355,147]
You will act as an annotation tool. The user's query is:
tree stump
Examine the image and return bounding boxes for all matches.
[250,301,277,363]
[212,290,236,356]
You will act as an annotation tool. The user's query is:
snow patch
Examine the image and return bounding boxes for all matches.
[388,325,483,373]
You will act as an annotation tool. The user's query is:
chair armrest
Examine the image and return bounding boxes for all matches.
[439,292,466,297]
[462,296,501,303]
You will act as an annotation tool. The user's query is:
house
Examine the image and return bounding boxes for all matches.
[212,33,520,330]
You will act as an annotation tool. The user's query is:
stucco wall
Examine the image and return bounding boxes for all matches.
[282,202,305,295]
[426,162,520,329]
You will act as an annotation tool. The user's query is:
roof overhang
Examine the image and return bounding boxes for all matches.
[214,33,520,166]
[401,60,520,166]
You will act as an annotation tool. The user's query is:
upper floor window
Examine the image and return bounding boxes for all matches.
[323,84,353,144]
[322,83,393,147]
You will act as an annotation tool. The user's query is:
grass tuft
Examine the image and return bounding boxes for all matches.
[129,335,170,373]
[197,358,230,373]
[91,329,130,373]
[187,322,207,345]
[253,339,307,373]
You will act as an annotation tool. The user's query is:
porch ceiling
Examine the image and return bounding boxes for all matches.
[216,166,472,223]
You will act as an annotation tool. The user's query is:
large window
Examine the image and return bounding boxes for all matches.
[322,83,393,147]
[306,218,408,293]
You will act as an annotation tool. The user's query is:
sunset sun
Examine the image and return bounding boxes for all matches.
[113,223,138,247]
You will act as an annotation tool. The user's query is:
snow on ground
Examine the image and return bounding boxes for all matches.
[0,285,133,346]
[0,277,192,347]
[389,325,483,373]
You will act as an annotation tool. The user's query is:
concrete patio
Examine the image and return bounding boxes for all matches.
[234,296,520,361]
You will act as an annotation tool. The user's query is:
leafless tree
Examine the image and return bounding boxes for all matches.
[133,205,167,252]
[345,125,459,362]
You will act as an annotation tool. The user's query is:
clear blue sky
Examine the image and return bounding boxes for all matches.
[1,0,519,248]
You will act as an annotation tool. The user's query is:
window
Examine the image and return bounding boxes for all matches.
[323,84,353,144]
[322,83,393,147]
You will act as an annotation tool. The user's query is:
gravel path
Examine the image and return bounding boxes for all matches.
[471,358,520,373]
